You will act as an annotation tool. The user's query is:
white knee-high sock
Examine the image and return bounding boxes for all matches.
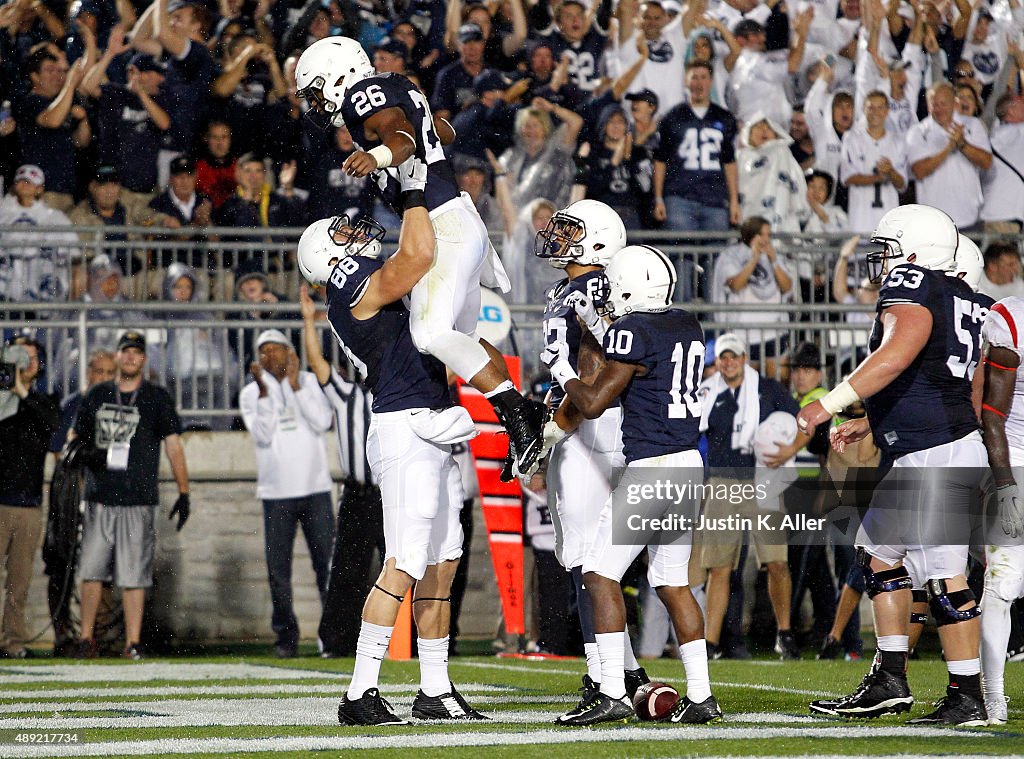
[417,636,451,697]
[623,631,640,671]
[982,594,1011,701]
[347,621,393,699]
[679,639,712,702]
[584,642,602,683]
[596,631,626,699]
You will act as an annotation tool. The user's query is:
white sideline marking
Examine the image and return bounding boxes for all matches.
[0,726,993,757]
[456,661,831,697]
[1,683,514,701]
[0,663,337,684]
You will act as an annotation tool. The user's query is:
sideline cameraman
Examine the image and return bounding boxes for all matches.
[0,338,59,658]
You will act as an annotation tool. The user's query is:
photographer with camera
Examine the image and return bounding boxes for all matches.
[71,331,191,660]
[0,337,59,658]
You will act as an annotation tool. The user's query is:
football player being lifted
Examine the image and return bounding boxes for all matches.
[548,244,721,727]
[534,199,650,708]
[295,37,547,476]
[296,168,486,726]
[798,205,989,726]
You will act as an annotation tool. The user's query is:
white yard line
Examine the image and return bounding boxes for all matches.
[1,683,516,701]
[0,663,338,684]
[455,661,832,697]
[0,726,993,758]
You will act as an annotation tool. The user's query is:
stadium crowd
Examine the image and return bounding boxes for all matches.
[1,0,1024,676]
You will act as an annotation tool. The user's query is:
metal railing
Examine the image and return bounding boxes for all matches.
[1,224,1015,423]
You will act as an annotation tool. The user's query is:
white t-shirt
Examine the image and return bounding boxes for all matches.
[980,274,1024,301]
[0,195,79,302]
[905,114,991,228]
[982,121,1024,223]
[854,43,924,140]
[239,370,334,500]
[840,125,908,233]
[615,18,688,114]
[982,296,1024,449]
[710,242,795,345]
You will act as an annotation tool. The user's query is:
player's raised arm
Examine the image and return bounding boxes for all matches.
[343,107,419,177]
[561,361,639,420]
[354,163,435,316]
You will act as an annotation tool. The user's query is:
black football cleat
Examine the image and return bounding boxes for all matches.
[907,689,988,727]
[775,630,801,660]
[560,674,601,719]
[830,660,913,719]
[411,683,489,720]
[809,697,842,716]
[556,691,633,726]
[625,667,651,700]
[817,636,842,661]
[338,688,410,726]
[665,695,723,724]
[498,443,517,483]
[504,400,548,478]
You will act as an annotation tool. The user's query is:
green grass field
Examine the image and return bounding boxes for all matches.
[1,651,1022,757]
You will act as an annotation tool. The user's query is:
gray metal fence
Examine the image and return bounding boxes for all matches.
[0,224,1008,424]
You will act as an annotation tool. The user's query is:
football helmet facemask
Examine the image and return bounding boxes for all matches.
[867,203,958,283]
[297,215,385,286]
[534,199,627,269]
[294,37,374,128]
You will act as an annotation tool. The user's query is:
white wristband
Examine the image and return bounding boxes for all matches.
[368,145,393,169]
[820,380,861,416]
[549,359,579,390]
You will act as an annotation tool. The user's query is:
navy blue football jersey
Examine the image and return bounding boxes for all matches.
[864,264,982,457]
[541,30,606,92]
[339,73,459,211]
[602,309,705,463]
[653,102,737,208]
[543,270,608,406]
[326,255,450,414]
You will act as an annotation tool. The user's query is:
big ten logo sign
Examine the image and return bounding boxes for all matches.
[477,289,512,344]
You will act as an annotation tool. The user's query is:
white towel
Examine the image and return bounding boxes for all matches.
[698,365,761,455]
[407,406,478,445]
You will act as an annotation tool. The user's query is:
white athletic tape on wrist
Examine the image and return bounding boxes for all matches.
[549,359,579,390]
[820,380,860,416]
[368,145,393,169]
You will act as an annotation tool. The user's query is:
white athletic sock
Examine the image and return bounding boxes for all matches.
[584,642,602,683]
[596,631,626,699]
[876,634,909,652]
[982,594,1011,701]
[623,631,640,671]
[347,621,393,699]
[679,639,712,703]
[947,657,981,676]
[417,636,451,697]
[484,380,515,398]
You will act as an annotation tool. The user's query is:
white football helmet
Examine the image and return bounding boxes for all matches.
[534,199,627,269]
[297,215,385,286]
[868,203,958,282]
[603,245,676,318]
[950,233,983,292]
[294,37,374,128]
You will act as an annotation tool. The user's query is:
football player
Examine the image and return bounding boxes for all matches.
[798,205,989,726]
[978,291,1024,727]
[550,245,721,727]
[296,175,486,725]
[294,37,547,476]
[534,199,649,706]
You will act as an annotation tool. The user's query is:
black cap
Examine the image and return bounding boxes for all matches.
[733,18,765,36]
[170,156,196,175]
[374,37,407,61]
[117,330,146,353]
[94,165,121,184]
[788,341,822,370]
[625,88,659,110]
[128,53,166,74]
[474,69,510,95]
[458,22,484,43]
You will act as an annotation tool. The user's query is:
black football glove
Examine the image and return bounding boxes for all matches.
[169,493,190,531]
